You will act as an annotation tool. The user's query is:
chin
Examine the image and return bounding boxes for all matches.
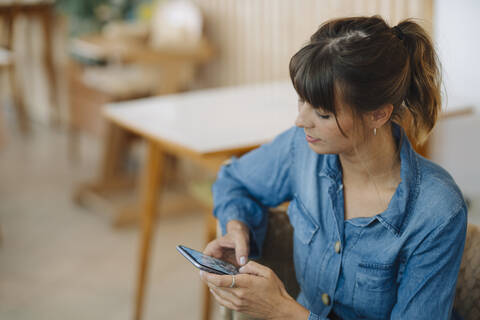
[308,144,336,154]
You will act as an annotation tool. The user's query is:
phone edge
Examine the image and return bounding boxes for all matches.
[176,245,231,275]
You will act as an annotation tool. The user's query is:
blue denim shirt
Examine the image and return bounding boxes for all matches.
[212,124,467,320]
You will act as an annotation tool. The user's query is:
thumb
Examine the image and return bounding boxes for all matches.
[233,232,249,266]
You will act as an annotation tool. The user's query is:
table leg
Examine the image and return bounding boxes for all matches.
[7,58,29,135]
[4,12,29,135]
[134,140,164,320]
[0,96,5,147]
[99,122,133,184]
[73,122,135,204]
[40,5,59,126]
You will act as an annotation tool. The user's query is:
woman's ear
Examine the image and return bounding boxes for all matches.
[369,104,394,129]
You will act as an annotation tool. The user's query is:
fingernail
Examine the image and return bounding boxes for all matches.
[199,270,204,277]
[240,256,246,265]
[239,266,245,273]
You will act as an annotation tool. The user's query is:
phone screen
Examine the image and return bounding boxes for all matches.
[177,245,239,275]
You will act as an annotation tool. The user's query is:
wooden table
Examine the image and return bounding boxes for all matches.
[98,81,298,320]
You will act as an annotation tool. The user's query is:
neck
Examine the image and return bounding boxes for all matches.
[339,125,401,189]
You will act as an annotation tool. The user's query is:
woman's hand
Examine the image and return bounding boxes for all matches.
[203,220,250,267]
[199,261,309,320]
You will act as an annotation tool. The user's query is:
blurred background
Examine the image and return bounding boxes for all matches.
[1,0,479,319]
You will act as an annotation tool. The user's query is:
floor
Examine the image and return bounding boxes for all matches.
[0,119,221,320]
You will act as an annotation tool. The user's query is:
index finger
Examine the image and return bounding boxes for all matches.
[203,237,235,257]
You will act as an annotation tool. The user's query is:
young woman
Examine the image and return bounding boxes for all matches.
[200,16,467,320]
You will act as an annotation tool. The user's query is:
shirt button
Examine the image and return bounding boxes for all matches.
[322,293,331,306]
[334,241,341,253]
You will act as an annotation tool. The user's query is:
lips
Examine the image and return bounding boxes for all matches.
[305,134,321,143]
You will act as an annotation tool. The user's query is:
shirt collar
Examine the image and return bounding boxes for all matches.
[376,123,420,237]
[318,154,342,182]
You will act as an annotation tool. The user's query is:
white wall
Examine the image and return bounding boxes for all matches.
[432,0,480,222]
[430,115,480,223]
[434,0,480,112]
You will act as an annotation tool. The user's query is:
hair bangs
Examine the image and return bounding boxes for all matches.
[289,43,338,115]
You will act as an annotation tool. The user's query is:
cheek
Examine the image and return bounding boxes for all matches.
[318,120,355,150]
[320,121,345,141]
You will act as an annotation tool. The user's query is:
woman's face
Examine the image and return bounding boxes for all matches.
[294,98,363,155]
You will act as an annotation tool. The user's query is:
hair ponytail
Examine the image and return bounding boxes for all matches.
[396,20,442,146]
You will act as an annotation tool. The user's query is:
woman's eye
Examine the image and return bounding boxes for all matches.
[315,111,330,119]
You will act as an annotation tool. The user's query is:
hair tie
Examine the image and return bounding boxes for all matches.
[392,26,405,40]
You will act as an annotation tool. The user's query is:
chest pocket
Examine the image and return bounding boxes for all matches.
[288,197,319,285]
[288,197,319,245]
[353,263,398,319]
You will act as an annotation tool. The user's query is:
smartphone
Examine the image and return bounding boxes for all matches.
[176,245,239,275]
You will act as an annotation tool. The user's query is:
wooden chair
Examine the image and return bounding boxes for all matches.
[454,223,480,320]
[67,25,214,162]
[0,1,58,127]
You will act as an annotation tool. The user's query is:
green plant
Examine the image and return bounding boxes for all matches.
[55,0,144,36]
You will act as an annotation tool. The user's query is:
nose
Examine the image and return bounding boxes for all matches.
[295,103,314,128]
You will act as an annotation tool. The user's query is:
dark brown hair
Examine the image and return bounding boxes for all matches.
[289,16,441,145]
